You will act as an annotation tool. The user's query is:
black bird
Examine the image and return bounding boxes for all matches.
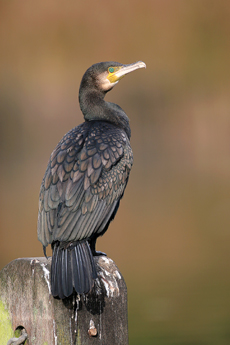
[37,61,146,298]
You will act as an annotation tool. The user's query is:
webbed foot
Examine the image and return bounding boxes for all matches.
[92,250,107,257]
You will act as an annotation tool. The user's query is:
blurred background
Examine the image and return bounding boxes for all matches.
[1,1,230,344]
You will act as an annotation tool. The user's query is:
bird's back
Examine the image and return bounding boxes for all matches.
[38,120,133,246]
[37,120,133,297]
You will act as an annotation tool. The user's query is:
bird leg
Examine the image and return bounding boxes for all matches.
[89,238,107,256]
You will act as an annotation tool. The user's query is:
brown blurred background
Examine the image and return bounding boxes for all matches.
[1,1,230,344]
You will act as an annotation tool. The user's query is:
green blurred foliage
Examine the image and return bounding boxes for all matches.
[1,1,230,344]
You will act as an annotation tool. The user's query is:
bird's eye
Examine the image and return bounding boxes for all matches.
[108,67,114,73]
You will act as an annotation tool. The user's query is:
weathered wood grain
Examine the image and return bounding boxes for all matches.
[0,256,128,345]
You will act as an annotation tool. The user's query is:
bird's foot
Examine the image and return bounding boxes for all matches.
[92,250,107,257]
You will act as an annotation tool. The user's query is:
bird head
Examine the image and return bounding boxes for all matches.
[80,61,146,93]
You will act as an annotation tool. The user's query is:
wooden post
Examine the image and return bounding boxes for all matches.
[0,256,128,345]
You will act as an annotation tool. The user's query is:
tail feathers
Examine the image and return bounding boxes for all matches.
[51,241,97,298]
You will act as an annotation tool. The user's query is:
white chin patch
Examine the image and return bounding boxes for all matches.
[97,72,118,91]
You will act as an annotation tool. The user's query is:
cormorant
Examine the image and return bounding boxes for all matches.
[37,61,146,299]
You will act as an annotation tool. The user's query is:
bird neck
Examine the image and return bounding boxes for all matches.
[79,88,131,139]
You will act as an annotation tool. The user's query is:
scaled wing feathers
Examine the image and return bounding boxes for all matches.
[37,121,133,247]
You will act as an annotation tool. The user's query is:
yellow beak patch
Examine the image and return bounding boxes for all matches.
[107,66,123,84]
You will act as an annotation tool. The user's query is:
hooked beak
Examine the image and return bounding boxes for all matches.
[114,61,146,80]
[107,61,146,84]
